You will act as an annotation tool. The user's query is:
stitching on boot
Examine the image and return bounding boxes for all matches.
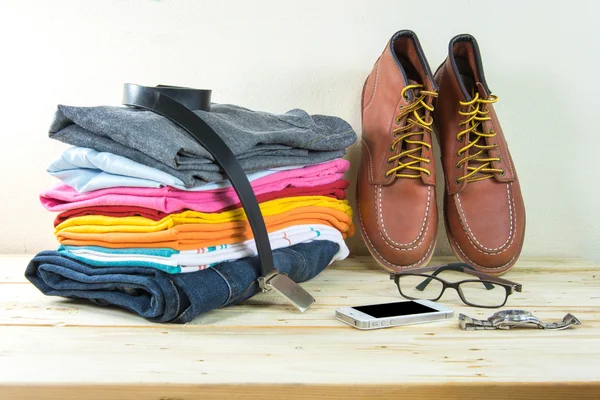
[377,185,430,248]
[363,59,381,112]
[455,182,515,253]
[358,198,435,269]
[453,237,519,271]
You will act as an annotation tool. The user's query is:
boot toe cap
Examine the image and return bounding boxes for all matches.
[358,194,438,272]
[446,183,525,274]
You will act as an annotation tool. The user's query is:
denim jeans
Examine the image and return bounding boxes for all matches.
[25,241,339,323]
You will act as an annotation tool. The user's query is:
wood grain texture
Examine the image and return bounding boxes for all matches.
[2,383,600,400]
[0,255,599,399]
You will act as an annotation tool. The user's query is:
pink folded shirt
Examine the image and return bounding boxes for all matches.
[41,159,349,213]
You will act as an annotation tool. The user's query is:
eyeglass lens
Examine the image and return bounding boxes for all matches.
[397,274,444,300]
[458,281,506,307]
[396,273,507,307]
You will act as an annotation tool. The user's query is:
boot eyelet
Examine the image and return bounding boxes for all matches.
[455,178,461,184]
[456,164,461,169]
[500,170,506,176]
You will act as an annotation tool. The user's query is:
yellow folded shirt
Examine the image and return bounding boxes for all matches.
[55,195,353,235]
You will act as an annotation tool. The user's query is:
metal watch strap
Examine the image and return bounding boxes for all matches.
[458,314,497,330]
[122,84,315,312]
[541,313,582,330]
[459,312,582,331]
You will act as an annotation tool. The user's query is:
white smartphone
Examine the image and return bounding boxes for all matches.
[335,300,454,330]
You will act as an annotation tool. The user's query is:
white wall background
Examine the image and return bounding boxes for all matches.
[0,0,598,261]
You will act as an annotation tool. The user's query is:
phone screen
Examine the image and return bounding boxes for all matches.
[353,301,438,319]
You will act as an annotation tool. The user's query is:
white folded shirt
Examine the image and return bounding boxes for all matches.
[59,224,349,273]
[48,147,300,193]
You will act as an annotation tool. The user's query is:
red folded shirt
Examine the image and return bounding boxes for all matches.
[53,180,349,227]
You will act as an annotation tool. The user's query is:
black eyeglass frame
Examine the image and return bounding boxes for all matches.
[389,262,523,308]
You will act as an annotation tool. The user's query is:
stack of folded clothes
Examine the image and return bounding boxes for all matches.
[27,103,357,323]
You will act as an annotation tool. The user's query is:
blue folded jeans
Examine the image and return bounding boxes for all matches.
[25,241,339,323]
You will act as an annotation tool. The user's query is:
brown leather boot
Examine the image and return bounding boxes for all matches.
[357,31,438,272]
[433,34,526,275]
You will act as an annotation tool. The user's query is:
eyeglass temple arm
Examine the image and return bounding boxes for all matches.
[414,263,495,291]
[460,266,522,291]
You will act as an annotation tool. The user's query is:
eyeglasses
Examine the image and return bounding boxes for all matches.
[390,262,522,308]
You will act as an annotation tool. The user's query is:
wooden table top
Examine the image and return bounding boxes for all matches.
[1,255,599,399]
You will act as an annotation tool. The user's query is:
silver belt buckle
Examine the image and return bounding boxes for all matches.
[258,271,315,312]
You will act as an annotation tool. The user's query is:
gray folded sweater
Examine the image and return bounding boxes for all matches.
[49,103,357,187]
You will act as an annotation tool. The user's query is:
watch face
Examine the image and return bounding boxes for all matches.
[495,310,532,322]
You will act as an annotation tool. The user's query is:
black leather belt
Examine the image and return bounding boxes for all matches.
[122,83,274,278]
[122,84,314,311]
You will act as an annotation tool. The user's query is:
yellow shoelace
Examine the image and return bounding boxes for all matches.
[386,84,438,178]
[456,92,505,183]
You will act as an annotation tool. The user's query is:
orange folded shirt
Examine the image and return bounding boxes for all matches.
[57,206,354,250]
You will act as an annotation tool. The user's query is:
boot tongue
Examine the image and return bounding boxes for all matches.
[406,79,435,98]
[395,80,427,178]
[406,79,421,99]
[464,82,493,182]
[475,82,489,99]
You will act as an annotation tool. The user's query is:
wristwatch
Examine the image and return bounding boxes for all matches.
[458,310,581,330]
